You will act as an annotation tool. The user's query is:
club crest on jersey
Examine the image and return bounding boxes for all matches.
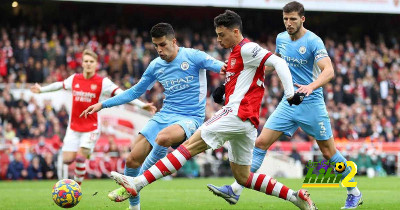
[180,62,189,70]
[91,84,97,91]
[230,58,236,67]
[299,46,307,54]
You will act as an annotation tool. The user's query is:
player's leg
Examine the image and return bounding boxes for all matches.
[110,108,233,198]
[110,130,208,196]
[317,138,362,209]
[62,128,81,165]
[128,124,186,210]
[230,162,316,210]
[108,133,152,203]
[297,102,362,209]
[208,100,297,203]
[109,119,168,209]
[74,147,91,185]
[225,128,316,210]
[73,129,100,185]
[139,116,199,174]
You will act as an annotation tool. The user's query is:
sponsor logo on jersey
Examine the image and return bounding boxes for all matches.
[299,46,307,54]
[72,91,96,102]
[230,58,236,68]
[180,61,189,70]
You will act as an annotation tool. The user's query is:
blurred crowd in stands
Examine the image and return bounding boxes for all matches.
[0,24,399,180]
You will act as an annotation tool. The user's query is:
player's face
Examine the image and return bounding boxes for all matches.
[283,11,305,35]
[82,55,97,74]
[215,26,237,49]
[152,36,177,62]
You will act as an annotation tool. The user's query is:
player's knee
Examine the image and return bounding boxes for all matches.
[63,158,74,165]
[155,133,172,147]
[126,155,142,169]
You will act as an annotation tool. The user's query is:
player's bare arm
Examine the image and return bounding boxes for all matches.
[295,56,334,96]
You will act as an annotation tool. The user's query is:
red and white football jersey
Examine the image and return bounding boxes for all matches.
[224,38,273,128]
[63,73,119,132]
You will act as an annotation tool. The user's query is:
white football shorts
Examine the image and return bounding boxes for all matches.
[62,128,100,152]
[199,107,257,165]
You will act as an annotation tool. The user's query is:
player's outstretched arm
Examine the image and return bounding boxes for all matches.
[114,88,156,114]
[295,57,334,96]
[30,82,63,94]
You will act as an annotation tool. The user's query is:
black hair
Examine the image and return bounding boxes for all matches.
[150,23,175,39]
[213,10,243,32]
[283,1,305,17]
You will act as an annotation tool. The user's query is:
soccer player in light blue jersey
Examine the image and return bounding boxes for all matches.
[81,23,225,210]
[208,2,362,209]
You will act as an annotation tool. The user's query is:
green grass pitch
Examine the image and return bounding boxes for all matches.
[0,177,398,209]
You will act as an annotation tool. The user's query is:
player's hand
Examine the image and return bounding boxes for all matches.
[220,61,228,75]
[142,102,157,114]
[80,103,103,118]
[295,83,313,96]
[287,92,306,106]
[30,83,42,93]
[212,84,225,105]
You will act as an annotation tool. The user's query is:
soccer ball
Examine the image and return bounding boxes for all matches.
[52,179,82,208]
[335,162,346,173]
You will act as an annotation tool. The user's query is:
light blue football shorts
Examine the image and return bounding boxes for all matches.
[264,99,333,141]
[140,112,203,147]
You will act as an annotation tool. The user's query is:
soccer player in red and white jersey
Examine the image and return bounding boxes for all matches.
[31,49,156,185]
[108,10,316,210]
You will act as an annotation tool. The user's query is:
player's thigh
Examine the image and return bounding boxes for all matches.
[158,116,201,147]
[127,134,152,168]
[295,102,333,141]
[255,128,283,150]
[230,161,251,186]
[264,100,298,137]
[139,119,167,147]
[79,129,100,153]
[156,124,186,147]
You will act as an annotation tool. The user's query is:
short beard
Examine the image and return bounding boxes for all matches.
[288,26,300,35]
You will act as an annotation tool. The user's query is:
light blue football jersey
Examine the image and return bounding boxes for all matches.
[276,30,329,102]
[102,47,224,120]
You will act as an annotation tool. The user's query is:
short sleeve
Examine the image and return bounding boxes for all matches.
[193,50,224,73]
[311,36,329,62]
[102,77,119,97]
[240,42,273,68]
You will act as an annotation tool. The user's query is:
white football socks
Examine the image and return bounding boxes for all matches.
[231,181,244,195]
[347,187,361,196]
